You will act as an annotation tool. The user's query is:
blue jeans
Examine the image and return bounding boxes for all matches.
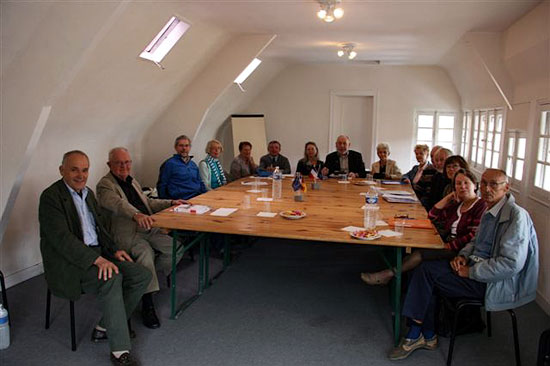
[402,260,486,331]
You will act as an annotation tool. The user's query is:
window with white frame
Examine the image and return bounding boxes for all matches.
[505,130,526,184]
[534,108,550,192]
[469,108,504,170]
[461,111,471,160]
[415,111,456,150]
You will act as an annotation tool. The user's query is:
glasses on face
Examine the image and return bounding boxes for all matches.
[113,160,132,167]
[446,164,461,169]
[480,180,506,189]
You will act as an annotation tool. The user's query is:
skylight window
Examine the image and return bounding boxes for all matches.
[234,58,262,91]
[139,16,190,65]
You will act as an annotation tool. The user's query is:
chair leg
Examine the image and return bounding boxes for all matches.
[486,311,492,337]
[45,289,51,329]
[70,300,76,351]
[508,310,521,366]
[0,270,9,326]
[446,305,463,366]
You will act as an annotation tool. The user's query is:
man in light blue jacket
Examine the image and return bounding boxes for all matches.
[389,168,539,361]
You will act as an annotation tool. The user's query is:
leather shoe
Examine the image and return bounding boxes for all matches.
[110,352,138,366]
[142,307,160,329]
[91,328,136,343]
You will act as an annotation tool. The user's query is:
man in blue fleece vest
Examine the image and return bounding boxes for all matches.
[157,135,207,200]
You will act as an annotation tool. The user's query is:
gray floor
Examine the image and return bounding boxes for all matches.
[0,238,548,366]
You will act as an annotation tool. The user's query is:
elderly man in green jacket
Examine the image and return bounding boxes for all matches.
[39,150,150,366]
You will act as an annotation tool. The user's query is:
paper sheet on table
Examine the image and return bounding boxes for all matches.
[257,212,277,218]
[386,190,414,196]
[257,197,273,202]
[241,181,268,186]
[247,189,262,193]
[337,181,351,184]
[283,174,294,178]
[341,226,365,232]
[378,229,403,237]
[381,181,401,185]
[210,208,238,217]
[173,204,210,214]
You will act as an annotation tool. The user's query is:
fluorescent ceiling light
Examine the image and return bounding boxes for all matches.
[234,58,262,84]
[139,16,190,63]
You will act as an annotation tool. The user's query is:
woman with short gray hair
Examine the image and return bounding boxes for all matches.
[199,139,228,190]
[371,142,401,179]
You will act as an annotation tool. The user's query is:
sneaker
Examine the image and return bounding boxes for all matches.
[110,352,138,366]
[423,335,438,350]
[388,335,427,361]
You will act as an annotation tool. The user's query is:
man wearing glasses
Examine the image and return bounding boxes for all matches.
[97,147,187,329]
[389,168,539,361]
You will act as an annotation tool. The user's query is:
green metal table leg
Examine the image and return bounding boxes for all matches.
[198,236,205,295]
[393,247,402,346]
[170,232,179,319]
[204,234,211,289]
[223,235,231,269]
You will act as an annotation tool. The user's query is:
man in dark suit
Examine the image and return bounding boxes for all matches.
[39,150,151,366]
[321,135,366,178]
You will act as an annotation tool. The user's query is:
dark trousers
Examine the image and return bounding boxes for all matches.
[402,260,486,331]
[80,253,151,352]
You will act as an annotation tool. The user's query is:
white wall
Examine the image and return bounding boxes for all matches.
[0,1,240,286]
[242,64,461,172]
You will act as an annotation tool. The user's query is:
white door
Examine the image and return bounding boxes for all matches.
[330,93,376,167]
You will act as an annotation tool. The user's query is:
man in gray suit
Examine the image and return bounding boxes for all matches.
[97,147,186,329]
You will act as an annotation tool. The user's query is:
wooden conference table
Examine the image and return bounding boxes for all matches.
[152,176,444,344]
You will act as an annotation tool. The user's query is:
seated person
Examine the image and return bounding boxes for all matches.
[39,150,151,366]
[388,169,538,361]
[321,135,366,178]
[370,143,402,180]
[362,169,486,285]
[402,144,436,202]
[97,147,186,329]
[429,145,442,165]
[296,141,324,177]
[157,135,206,200]
[421,147,452,209]
[230,141,258,180]
[259,140,291,174]
[199,139,228,190]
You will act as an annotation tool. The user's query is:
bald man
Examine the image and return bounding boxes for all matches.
[390,169,539,361]
[322,135,366,178]
[97,147,186,329]
[39,150,151,366]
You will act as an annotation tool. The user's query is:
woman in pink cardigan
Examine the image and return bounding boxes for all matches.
[361,168,486,285]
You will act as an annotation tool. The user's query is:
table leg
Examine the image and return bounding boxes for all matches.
[223,235,231,269]
[204,234,211,289]
[198,236,205,295]
[170,232,179,319]
[392,247,402,346]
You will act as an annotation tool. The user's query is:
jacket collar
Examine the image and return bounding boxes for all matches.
[497,193,515,224]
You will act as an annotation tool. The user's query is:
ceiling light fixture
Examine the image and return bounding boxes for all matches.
[317,0,344,23]
[338,43,357,60]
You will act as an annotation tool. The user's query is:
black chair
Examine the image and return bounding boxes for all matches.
[45,289,77,351]
[446,298,520,366]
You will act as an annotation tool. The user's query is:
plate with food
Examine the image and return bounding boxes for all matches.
[350,229,382,240]
[279,210,307,220]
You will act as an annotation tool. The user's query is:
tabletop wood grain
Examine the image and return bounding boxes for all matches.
[152,177,444,249]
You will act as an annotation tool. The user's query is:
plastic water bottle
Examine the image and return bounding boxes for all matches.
[0,304,9,350]
[365,186,379,205]
[272,166,283,200]
[364,205,380,230]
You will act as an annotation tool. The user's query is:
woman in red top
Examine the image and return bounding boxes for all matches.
[361,169,486,285]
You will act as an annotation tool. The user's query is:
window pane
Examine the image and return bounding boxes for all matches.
[517,138,526,159]
[439,115,455,129]
[496,114,503,132]
[545,165,550,191]
[485,150,492,167]
[487,131,493,144]
[492,152,499,168]
[508,137,515,155]
[471,145,477,162]
[477,148,484,164]
[488,115,495,133]
[418,115,434,128]
[539,138,547,161]
[494,133,501,152]
[418,128,433,141]
[438,129,454,142]
[515,159,524,181]
[440,142,453,150]
[506,157,513,176]
[541,111,549,135]
[535,163,544,188]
